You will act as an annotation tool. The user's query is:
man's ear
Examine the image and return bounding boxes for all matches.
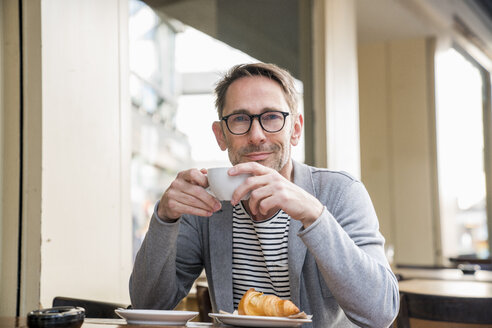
[290,113,303,146]
[212,121,228,151]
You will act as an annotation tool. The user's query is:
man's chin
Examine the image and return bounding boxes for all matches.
[251,158,284,172]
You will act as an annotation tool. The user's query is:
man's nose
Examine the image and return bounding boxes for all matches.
[247,118,266,143]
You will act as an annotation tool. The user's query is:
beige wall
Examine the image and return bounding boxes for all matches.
[38,0,132,307]
[0,2,3,241]
[359,38,441,266]
[0,1,4,297]
[0,0,21,316]
[22,0,43,314]
[1,0,133,313]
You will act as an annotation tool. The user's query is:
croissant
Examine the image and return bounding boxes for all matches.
[237,288,300,317]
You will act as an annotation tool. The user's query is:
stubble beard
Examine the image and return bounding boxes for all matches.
[227,142,291,173]
[223,120,295,173]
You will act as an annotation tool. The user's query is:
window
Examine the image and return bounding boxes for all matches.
[435,48,490,261]
[129,0,305,258]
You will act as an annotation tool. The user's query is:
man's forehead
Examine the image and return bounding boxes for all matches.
[223,77,288,112]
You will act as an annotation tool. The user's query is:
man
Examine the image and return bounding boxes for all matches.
[130,63,399,327]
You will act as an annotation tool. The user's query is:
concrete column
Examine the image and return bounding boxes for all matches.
[311,0,360,177]
[0,0,133,311]
[38,0,132,307]
[359,38,440,266]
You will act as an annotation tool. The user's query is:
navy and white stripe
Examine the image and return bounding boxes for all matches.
[232,202,291,309]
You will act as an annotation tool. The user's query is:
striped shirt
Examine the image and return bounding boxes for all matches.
[232,202,291,309]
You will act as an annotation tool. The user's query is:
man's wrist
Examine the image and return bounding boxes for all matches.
[154,201,180,223]
[302,203,324,229]
[160,216,180,223]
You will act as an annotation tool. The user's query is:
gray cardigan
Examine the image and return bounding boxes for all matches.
[130,161,399,327]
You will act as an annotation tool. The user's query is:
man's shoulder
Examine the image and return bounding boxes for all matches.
[298,161,359,185]
[310,166,357,182]
[294,161,363,205]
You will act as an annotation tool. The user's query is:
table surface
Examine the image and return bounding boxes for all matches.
[0,317,220,328]
[4,270,492,328]
[398,278,492,298]
[393,266,492,282]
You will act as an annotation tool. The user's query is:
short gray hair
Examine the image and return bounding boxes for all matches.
[214,63,298,118]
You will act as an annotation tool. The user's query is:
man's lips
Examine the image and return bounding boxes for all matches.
[244,152,271,161]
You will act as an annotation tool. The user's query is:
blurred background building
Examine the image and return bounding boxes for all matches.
[128,0,305,259]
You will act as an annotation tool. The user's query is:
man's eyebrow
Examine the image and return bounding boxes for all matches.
[228,109,249,115]
[228,107,284,115]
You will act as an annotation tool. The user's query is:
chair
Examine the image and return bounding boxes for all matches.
[196,285,213,322]
[52,296,130,318]
[449,255,492,271]
[395,291,492,328]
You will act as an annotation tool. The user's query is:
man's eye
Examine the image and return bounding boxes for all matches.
[231,115,249,123]
[263,113,282,121]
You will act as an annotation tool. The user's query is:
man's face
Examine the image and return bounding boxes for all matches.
[212,76,302,177]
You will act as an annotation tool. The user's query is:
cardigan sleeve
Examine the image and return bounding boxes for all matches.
[129,202,204,309]
[298,180,399,328]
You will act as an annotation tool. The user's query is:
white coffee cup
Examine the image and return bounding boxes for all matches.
[207,167,252,201]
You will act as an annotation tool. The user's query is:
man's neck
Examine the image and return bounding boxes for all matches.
[278,159,294,182]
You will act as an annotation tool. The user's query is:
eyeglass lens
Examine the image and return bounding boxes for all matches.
[225,111,288,135]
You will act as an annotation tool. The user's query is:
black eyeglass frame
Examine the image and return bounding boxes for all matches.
[221,111,290,135]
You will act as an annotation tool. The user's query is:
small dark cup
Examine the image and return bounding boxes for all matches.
[27,306,85,328]
[458,263,481,275]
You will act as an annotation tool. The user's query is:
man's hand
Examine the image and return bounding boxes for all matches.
[229,162,324,228]
[157,168,222,220]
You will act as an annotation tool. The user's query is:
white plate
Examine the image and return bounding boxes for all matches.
[208,313,312,327]
[115,309,198,326]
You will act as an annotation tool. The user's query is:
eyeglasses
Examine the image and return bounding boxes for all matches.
[221,111,290,135]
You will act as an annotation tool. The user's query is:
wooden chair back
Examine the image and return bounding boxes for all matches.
[395,291,492,328]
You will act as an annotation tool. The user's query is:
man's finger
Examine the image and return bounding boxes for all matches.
[231,173,271,205]
[247,185,274,215]
[181,168,209,188]
[182,185,221,211]
[176,191,217,212]
[170,199,215,218]
[229,162,270,176]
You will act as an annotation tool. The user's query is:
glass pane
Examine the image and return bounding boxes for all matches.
[129,0,305,259]
[435,48,489,261]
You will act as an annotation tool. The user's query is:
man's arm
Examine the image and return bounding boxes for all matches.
[129,207,204,309]
[299,180,399,328]
[130,167,221,308]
